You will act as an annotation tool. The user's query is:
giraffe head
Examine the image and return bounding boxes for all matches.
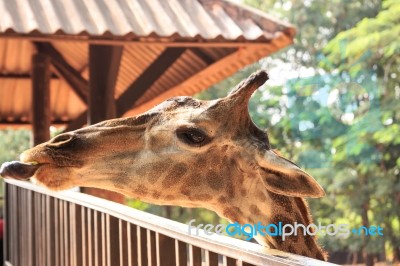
[1,70,324,207]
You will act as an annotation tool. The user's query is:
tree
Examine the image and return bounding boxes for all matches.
[323,0,400,264]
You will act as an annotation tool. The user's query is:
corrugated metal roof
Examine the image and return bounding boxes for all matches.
[0,0,296,127]
[0,0,295,42]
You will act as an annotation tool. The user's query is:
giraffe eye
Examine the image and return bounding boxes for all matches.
[176,128,210,147]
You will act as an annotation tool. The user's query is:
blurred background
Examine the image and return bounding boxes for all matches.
[0,0,399,265]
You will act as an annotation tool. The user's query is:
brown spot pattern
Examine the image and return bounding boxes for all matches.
[152,191,161,199]
[180,189,191,197]
[162,163,187,188]
[164,195,176,201]
[223,207,240,222]
[112,174,130,189]
[185,176,201,188]
[226,182,235,198]
[249,204,261,215]
[218,196,227,204]
[134,185,148,196]
[206,171,225,191]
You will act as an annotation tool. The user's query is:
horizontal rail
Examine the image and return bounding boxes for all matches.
[3,179,335,266]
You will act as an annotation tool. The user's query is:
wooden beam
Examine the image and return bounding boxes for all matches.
[116,48,186,116]
[0,73,58,79]
[88,45,123,124]
[34,42,88,104]
[0,122,66,129]
[31,53,51,146]
[2,34,295,49]
[190,48,215,65]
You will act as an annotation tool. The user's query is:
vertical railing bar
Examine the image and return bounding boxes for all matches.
[101,213,110,265]
[93,210,98,266]
[60,200,65,266]
[223,256,237,266]
[205,249,219,266]
[18,188,23,266]
[21,188,27,266]
[107,215,120,266]
[15,186,19,266]
[179,241,188,266]
[54,198,60,266]
[81,206,87,266]
[9,184,12,264]
[70,202,76,266]
[156,233,160,266]
[136,226,141,266]
[64,201,69,266]
[27,188,32,266]
[119,219,129,266]
[27,189,32,266]
[10,185,14,265]
[87,208,93,266]
[3,183,9,262]
[38,193,42,266]
[127,223,132,266]
[33,192,39,266]
[146,230,152,266]
[119,220,124,266]
[128,223,138,266]
[8,186,18,265]
[41,193,47,266]
[146,230,157,266]
[17,187,21,266]
[46,195,56,266]
[106,214,110,266]
[137,226,148,266]
[189,244,202,266]
[156,233,176,266]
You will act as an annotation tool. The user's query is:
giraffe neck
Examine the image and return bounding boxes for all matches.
[216,189,327,261]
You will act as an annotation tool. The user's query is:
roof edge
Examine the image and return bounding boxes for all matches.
[201,0,297,38]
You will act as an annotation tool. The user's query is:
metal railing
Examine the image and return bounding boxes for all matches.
[3,179,333,266]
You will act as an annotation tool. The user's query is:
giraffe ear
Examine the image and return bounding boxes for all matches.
[256,151,325,198]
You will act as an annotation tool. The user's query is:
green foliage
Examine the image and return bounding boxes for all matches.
[324,0,400,70]
[0,129,30,163]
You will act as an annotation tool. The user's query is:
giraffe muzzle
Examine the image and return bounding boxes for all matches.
[0,161,41,180]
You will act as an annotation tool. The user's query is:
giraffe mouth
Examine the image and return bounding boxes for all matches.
[0,161,42,180]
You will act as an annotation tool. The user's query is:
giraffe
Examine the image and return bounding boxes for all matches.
[1,70,327,260]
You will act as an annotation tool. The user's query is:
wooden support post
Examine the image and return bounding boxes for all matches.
[83,44,124,203]
[31,53,51,146]
[88,45,122,124]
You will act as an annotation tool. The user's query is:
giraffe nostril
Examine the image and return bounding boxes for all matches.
[48,133,75,147]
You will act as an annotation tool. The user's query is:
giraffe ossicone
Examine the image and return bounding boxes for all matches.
[0,70,327,260]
